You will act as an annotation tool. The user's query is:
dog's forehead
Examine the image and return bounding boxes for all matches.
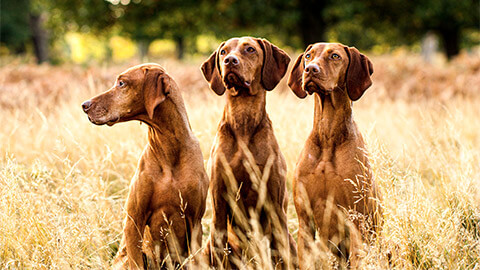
[309,43,346,56]
[224,37,258,48]
[308,43,326,53]
[118,68,142,81]
[120,63,164,78]
[138,63,165,73]
[223,38,237,48]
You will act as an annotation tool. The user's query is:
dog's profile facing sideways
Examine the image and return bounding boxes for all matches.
[288,43,382,268]
[81,63,208,269]
[201,37,297,268]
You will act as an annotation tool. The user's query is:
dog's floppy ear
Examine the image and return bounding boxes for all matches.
[343,46,373,101]
[143,67,171,119]
[201,42,226,95]
[256,38,291,91]
[287,52,307,99]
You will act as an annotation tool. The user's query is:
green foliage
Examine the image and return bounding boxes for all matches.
[0,0,31,52]
[205,0,299,40]
[361,0,480,57]
[42,0,114,38]
[107,0,213,58]
[1,0,478,61]
[210,0,290,51]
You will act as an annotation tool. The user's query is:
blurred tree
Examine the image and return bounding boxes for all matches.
[28,12,49,63]
[1,0,115,63]
[296,0,329,47]
[363,0,480,59]
[51,0,116,31]
[29,0,51,63]
[202,0,301,47]
[319,0,404,51]
[112,0,211,59]
[43,0,117,62]
[3,0,477,62]
[39,0,211,60]
[1,0,31,54]
[1,0,51,63]
[45,0,116,43]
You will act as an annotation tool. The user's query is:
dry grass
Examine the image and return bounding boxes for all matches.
[0,52,479,269]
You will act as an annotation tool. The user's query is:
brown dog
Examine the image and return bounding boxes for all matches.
[288,43,382,268]
[201,37,297,268]
[81,63,208,269]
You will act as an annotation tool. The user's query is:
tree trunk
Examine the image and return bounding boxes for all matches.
[421,32,438,63]
[298,0,328,47]
[174,36,185,60]
[438,27,460,60]
[29,13,49,64]
[137,40,150,61]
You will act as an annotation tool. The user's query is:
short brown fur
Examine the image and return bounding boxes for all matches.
[82,63,208,269]
[288,43,382,268]
[201,37,297,268]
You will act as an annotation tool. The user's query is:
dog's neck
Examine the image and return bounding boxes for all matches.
[223,85,268,141]
[137,90,194,167]
[312,86,356,146]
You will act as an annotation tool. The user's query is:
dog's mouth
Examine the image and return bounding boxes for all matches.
[106,117,120,126]
[87,115,120,126]
[303,77,333,95]
[223,71,251,90]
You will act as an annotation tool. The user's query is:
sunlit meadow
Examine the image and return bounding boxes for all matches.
[0,51,479,268]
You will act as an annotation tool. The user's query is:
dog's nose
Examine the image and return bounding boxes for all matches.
[305,63,320,74]
[224,55,239,66]
[82,100,92,113]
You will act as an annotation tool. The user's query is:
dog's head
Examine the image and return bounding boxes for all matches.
[81,63,173,126]
[288,43,373,101]
[201,37,290,96]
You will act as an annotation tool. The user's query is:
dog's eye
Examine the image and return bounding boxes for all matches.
[220,49,226,55]
[118,81,126,87]
[305,53,311,60]
[331,53,341,60]
[246,46,255,53]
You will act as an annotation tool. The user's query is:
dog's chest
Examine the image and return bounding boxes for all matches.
[225,149,262,198]
[148,174,179,204]
[298,146,364,199]
[213,139,275,209]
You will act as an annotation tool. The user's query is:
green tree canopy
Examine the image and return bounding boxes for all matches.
[362,0,479,58]
[1,0,478,62]
[1,0,32,54]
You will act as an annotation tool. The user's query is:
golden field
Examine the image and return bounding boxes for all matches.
[0,51,479,269]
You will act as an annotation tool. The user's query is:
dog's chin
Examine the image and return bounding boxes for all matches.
[88,115,120,126]
[303,80,333,95]
[223,72,251,91]
[106,120,118,126]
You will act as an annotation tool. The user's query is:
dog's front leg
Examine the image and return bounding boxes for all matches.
[297,213,315,270]
[207,173,229,268]
[271,203,296,268]
[294,186,315,270]
[124,216,147,269]
[112,232,128,269]
[124,176,152,269]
